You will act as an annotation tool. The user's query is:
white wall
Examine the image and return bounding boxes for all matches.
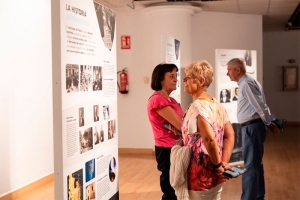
[115,8,263,149]
[191,11,263,96]
[115,9,154,149]
[0,0,53,196]
[263,30,300,121]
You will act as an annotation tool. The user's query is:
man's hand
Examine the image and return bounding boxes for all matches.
[268,122,280,134]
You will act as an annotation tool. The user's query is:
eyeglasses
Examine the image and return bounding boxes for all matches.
[183,76,193,82]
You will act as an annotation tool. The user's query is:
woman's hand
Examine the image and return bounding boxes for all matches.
[216,161,232,176]
[174,139,183,146]
[216,165,225,176]
[167,124,181,135]
[218,161,237,178]
[221,161,233,171]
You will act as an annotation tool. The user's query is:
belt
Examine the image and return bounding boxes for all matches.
[240,118,262,127]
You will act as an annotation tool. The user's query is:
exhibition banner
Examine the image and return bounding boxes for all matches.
[53,0,118,199]
[161,35,181,103]
[215,49,257,164]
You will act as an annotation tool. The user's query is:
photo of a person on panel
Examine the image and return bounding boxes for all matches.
[174,39,180,60]
[244,50,252,66]
[232,87,239,101]
[94,105,99,122]
[79,107,85,127]
[94,126,100,145]
[220,89,231,103]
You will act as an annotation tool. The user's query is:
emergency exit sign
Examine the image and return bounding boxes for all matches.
[121,35,130,49]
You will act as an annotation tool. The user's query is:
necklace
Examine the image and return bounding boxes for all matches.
[191,92,214,103]
[197,96,214,102]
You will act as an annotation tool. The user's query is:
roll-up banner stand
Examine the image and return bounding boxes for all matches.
[52,0,119,199]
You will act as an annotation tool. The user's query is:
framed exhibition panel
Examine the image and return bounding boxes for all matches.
[283,66,298,91]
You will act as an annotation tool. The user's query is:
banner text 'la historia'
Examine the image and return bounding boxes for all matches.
[66,4,87,17]
[65,4,89,26]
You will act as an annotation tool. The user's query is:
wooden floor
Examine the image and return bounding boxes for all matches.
[13,125,300,200]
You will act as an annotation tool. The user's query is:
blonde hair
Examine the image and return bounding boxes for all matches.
[185,60,214,90]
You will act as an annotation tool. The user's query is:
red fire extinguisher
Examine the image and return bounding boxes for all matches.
[117,68,128,94]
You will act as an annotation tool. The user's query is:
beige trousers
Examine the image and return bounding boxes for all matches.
[188,182,225,200]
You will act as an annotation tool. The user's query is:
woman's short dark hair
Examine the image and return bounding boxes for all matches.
[151,63,178,91]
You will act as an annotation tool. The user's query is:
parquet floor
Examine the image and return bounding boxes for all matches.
[14,125,300,200]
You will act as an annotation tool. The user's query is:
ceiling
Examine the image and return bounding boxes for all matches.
[94,0,300,31]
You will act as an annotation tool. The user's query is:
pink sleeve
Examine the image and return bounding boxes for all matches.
[149,95,171,111]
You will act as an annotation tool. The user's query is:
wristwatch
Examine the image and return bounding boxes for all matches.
[211,162,222,169]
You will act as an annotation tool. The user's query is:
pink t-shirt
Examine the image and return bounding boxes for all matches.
[147,91,184,148]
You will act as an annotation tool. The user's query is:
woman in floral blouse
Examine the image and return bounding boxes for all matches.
[182,60,235,200]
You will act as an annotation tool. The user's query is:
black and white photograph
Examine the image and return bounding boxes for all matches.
[219,89,231,103]
[79,127,93,154]
[174,39,180,60]
[93,105,99,122]
[80,65,93,92]
[244,50,252,66]
[66,64,79,93]
[103,105,110,120]
[108,119,116,140]
[93,66,103,91]
[79,107,85,127]
[93,125,100,145]
[245,50,255,74]
[100,124,104,143]
[94,2,116,51]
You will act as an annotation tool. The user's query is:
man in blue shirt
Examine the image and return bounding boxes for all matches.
[226,58,280,200]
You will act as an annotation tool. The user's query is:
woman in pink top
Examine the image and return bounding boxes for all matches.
[147,63,184,200]
[182,60,235,200]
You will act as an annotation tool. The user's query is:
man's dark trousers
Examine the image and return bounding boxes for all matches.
[241,121,267,200]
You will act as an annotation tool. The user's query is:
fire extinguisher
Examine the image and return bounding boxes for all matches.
[117,68,128,94]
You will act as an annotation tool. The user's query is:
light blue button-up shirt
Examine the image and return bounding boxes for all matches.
[237,74,275,125]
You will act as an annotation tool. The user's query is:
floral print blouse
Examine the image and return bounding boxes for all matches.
[182,97,229,191]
